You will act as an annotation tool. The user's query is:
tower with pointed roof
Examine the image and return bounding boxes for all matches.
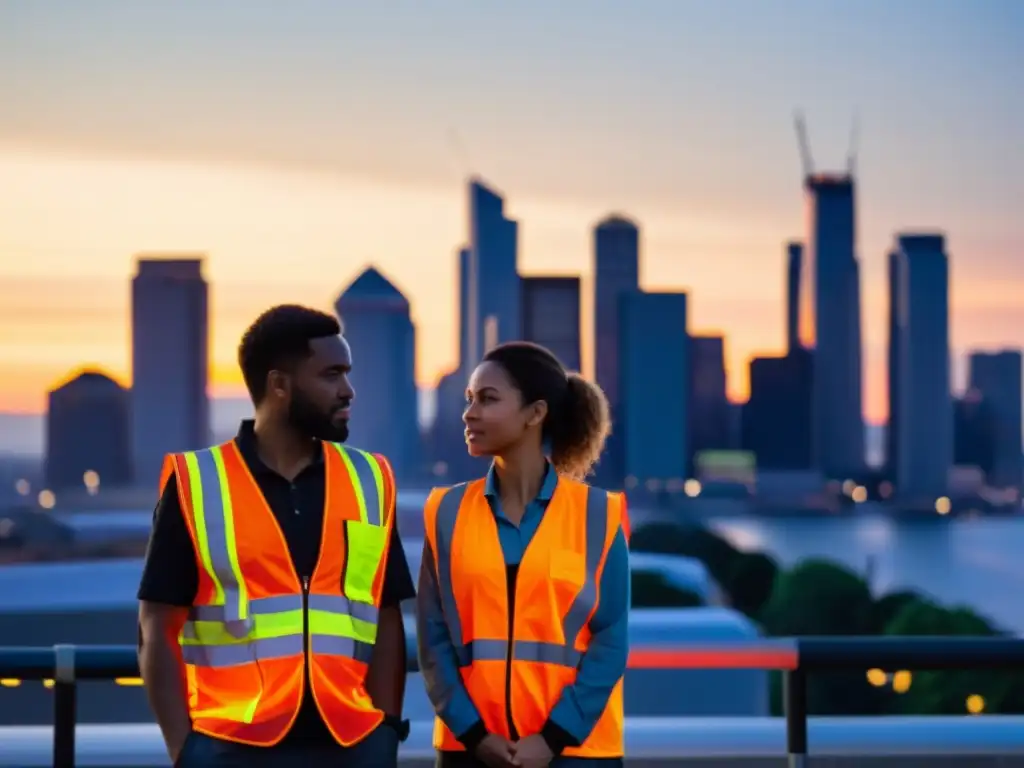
[335,266,419,479]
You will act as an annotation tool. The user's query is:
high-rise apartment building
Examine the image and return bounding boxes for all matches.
[457,246,471,371]
[886,249,901,483]
[741,350,812,470]
[799,175,864,478]
[131,256,209,487]
[786,242,803,354]
[968,350,1023,489]
[593,215,640,483]
[689,335,730,467]
[521,276,581,372]
[619,291,688,484]
[594,215,640,408]
[891,234,952,498]
[467,178,519,363]
[954,390,997,477]
[335,267,419,480]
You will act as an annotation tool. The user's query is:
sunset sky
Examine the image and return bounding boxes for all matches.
[1,0,1022,423]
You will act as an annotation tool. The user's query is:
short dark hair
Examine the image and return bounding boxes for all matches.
[482,341,611,479]
[238,304,342,404]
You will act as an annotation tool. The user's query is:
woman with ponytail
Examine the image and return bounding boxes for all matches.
[417,342,630,768]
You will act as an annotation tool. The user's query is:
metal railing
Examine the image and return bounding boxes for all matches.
[2,637,1024,768]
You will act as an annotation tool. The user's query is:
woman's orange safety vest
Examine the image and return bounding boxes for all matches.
[159,440,395,747]
[423,477,626,758]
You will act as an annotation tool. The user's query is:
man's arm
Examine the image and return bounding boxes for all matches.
[541,526,630,754]
[365,525,415,717]
[138,602,191,760]
[137,474,200,763]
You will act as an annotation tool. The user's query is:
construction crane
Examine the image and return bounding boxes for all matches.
[793,109,815,182]
[794,109,861,182]
[846,110,860,178]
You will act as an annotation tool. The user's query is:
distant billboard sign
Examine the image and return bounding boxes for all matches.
[695,450,756,486]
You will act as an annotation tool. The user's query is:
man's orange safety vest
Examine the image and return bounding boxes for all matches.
[159,440,395,747]
[423,477,626,758]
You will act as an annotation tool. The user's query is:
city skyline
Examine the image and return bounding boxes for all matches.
[2,1,1023,421]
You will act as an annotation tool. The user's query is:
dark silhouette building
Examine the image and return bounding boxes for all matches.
[886,249,901,484]
[953,390,997,478]
[800,175,864,479]
[741,350,812,470]
[786,242,803,354]
[131,256,209,487]
[968,350,1023,489]
[521,276,582,372]
[467,178,520,361]
[45,370,132,491]
[593,214,640,485]
[619,291,689,485]
[689,335,731,473]
[335,267,419,480]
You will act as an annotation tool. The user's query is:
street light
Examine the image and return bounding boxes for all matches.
[83,470,100,496]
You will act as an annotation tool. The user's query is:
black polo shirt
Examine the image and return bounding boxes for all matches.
[137,421,415,744]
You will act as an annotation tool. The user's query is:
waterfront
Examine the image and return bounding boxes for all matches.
[14,493,1024,635]
[388,494,1024,634]
[675,507,1024,634]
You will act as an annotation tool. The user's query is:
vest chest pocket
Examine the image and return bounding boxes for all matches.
[344,521,388,604]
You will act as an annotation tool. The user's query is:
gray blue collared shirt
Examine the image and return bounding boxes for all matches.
[416,462,630,745]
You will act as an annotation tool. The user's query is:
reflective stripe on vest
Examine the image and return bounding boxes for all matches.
[432,482,608,670]
[180,443,385,669]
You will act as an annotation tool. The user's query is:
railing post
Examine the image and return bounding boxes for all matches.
[783,667,808,768]
[52,644,77,768]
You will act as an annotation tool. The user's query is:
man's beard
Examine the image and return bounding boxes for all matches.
[288,389,350,443]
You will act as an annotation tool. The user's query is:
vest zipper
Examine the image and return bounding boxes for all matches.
[504,568,518,741]
[302,576,311,690]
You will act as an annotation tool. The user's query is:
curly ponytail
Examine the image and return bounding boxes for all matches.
[548,373,611,480]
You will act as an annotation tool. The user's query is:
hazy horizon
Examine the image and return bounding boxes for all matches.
[2,1,1022,424]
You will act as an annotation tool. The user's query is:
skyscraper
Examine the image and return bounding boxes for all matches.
[891,234,952,498]
[593,215,640,482]
[968,350,1023,489]
[131,256,209,487]
[467,178,519,363]
[594,215,640,406]
[799,175,864,479]
[954,390,997,477]
[886,249,901,483]
[619,291,688,485]
[741,350,812,470]
[688,335,730,468]
[786,242,803,354]
[521,276,582,372]
[457,246,471,371]
[46,370,133,490]
[335,267,419,480]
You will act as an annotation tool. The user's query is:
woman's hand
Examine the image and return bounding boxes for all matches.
[511,734,554,767]
[474,733,517,767]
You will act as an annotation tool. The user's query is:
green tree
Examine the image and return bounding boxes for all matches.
[871,589,922,633]
[631,571,704,609]
[761,560,886,715]
[883,598,1024,715]
[760,559,874,636]
[726,551,778,619]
